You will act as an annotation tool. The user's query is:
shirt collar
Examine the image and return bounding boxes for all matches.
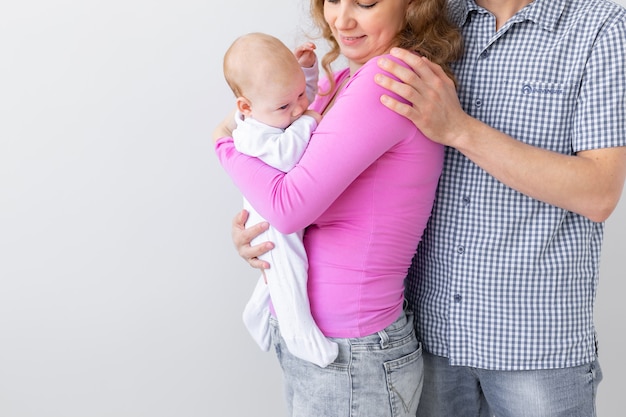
[453,0,566,33]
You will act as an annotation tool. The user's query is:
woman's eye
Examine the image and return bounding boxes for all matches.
[325,0,376,7]
[358,1,377,8]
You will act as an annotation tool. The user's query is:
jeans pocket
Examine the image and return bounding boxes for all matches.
[384,344,423,417]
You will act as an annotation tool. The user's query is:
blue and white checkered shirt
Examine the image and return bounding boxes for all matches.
[406,0,626,371]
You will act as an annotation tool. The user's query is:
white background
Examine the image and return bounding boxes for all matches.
[0,1,623,416]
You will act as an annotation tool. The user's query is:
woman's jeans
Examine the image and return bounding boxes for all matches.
[270,310,423,417]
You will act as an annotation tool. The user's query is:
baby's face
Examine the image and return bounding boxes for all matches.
[246,68,309,129]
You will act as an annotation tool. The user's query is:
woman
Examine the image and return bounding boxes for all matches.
[214,1,461,415]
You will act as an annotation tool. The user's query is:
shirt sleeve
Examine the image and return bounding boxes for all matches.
[215,55,417,233]
[572,11,626,151]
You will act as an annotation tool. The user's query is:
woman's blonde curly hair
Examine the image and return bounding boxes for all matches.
[310,0,463,93]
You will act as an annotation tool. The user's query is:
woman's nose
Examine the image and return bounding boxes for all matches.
[334,3,355,29]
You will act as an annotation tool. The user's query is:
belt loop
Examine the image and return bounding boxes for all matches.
[378,329,390,349]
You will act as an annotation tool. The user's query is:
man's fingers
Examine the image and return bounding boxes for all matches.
[379,94,416,119]
[377,56,419,86]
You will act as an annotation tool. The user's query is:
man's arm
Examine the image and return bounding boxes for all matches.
[375,48,626,222]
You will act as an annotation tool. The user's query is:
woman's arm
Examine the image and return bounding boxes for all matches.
[215,56,417,233]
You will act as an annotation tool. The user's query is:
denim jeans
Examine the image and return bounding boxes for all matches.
[270,310,423,417]
[417,350,603,417]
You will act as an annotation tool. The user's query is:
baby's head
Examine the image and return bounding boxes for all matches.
[223,32,309,129]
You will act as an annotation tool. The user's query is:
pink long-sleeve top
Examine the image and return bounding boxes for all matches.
[216,55,443,338]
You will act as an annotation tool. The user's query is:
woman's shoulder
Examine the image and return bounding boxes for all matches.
[318,67,350,88]
[353,53,412,81]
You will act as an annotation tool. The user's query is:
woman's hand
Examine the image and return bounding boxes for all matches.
[213,109,237,143]
[232,210,274,270]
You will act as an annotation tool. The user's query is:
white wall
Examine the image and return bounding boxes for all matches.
[0,1,623,416]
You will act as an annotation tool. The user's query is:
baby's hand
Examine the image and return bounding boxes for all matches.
[304,109,322,125]
[294,42,317,68]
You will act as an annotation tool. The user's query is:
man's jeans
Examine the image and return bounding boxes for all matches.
[417,350,603,417]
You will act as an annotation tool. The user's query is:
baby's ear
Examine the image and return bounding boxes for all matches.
[236,97,252,117]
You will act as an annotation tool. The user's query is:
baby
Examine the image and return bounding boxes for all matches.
[222,32,338,367]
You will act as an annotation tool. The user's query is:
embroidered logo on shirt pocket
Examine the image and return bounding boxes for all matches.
[507,79,575,98]
[502,80,577,151]
[521,83,565,95]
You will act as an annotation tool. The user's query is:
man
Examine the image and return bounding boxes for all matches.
[374,0,626,415]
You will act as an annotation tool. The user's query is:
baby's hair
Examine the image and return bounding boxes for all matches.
[223,32,300,98]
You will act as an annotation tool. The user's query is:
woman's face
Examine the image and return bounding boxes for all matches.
[324,0,408,69]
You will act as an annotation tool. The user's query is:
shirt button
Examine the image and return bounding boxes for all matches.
[456,245,465,255]
[480,50,489,59]
[475,99,483,108]
[463,196,470,206]
[454,294,462,303]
